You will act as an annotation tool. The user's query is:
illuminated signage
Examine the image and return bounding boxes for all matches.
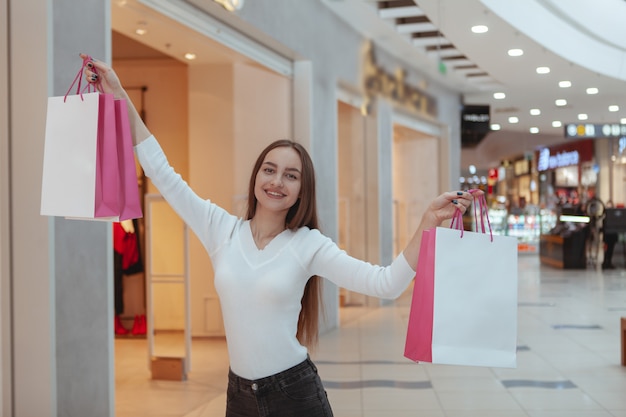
[565,123,626,139]
[537,148,579,171]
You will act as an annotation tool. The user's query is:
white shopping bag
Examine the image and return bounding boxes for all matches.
[405,192,518,368]
[40,91,119,219]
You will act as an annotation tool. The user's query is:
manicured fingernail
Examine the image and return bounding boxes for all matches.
[457,191,463,196]
[90,74,98,81]
[452,199,458,204]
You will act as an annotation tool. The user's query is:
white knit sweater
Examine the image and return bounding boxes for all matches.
[135,136,415,379]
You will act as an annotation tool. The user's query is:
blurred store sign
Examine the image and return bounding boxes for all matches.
[213,0,244,12]
[564,123,626,139]
[461,105,491,148]
[537,148,579,171]
[361,41,437,117]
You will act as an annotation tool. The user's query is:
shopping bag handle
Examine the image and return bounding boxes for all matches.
[450,189,493,241]
[63,54,102,102]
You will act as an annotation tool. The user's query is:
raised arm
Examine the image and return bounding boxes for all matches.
[80,53,151,146]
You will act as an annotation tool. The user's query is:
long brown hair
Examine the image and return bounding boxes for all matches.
[246,139,322,347]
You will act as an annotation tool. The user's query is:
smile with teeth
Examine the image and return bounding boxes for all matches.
[265,189,286,198]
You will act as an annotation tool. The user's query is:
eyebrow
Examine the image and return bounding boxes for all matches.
[262,161,301,174]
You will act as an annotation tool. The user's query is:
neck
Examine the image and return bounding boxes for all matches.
[250,212,286,250]
[250,211,286,238]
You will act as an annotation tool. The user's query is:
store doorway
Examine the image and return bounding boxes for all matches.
[392,122,440,260]
[337,100,378,320]
[110,1,293,414]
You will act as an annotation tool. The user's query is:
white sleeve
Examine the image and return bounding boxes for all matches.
[297,229,416,300]
[135,135,237,254]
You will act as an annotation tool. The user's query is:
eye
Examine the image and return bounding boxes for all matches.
[286,173,298,180]
[263,167,275,174]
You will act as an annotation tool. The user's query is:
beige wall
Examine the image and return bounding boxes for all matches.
[0,0,9,413]
[392,128,440,259]
[188,62,291,337]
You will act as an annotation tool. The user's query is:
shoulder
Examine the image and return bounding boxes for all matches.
[290,226,338,255]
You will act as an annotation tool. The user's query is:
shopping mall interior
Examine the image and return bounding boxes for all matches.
[2,0,626,416]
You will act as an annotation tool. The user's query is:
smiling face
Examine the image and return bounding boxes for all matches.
[253,146,302,217]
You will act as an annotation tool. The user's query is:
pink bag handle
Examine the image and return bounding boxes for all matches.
[451,189,493,242]
[63,55,102,102]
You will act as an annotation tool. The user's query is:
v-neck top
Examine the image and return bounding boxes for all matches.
[136,136,416,379]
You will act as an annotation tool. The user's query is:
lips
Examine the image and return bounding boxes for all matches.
[265,189,286,198]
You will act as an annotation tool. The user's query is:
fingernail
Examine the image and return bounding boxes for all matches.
[457,191,463,196]
[90,74,98,81]
[452,199,458,204]
[86,61,94,68]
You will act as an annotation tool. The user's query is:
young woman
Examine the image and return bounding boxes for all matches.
[82,54,478,416]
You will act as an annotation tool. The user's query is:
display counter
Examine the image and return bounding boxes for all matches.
[539,227,588,269]
[488,208,557,254]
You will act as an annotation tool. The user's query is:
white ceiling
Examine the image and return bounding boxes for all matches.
[112,0,626,167]
[324,0,626,139]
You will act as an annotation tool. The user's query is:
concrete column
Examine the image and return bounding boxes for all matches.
[8,0,114,416]
[49,1,114,415]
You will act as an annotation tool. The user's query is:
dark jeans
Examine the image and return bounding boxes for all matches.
[226,356,333,417]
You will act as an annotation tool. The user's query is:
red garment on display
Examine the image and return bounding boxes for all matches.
[113,222,139,270]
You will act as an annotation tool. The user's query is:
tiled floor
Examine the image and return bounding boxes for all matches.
[116,253,626,417]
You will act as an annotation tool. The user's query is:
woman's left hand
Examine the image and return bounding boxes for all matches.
[421,189,482,230]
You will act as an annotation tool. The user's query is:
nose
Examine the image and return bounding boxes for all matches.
[270,174,283,187]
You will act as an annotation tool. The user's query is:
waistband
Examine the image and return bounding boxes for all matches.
[228,356,317,393]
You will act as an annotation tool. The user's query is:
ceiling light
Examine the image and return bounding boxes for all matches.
[578,114,588,120]
[491,123,501,131]
[552,121,562,127]
[609,105,620,112]
[530,109,541,116]
[471,25,488,34]
[530,127,539,134]
[508,116,519,124]
[493,92,506,99]
[559,81,572,88]
[586,87,599,94]
[555,99,567,106]
[536,67,550,74]
[508,49,523,57]
[621,118,626,124]
[135,28,147,35]
[184,53,197,60]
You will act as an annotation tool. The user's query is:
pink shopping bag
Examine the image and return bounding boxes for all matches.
[404,191,518,368]
[115,99,142,220]
[41,55,120,219]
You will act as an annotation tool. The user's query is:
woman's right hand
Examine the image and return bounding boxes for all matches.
[79,53,125,98]
[79,53,152,145]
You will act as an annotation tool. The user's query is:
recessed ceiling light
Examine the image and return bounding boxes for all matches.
[552,121,562,127]
[621,118,626,124]
[184,53,197,60]
[536,67,550,74]
[508,116,519,124]
[578,113,588,120]
[530,127,539,134]
[508,49,523,57]
[135,28,147,35]
[471,25,489,34]
[530,109,541,116]
[491,123,501,131]
[586,87,599,94]
[609,105,620,112]
[555,99,567,106]
[493,92,506,99]
[559,81,571,88]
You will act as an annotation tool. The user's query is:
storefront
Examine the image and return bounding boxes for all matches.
[2,1,464,415]
[536,139,596,268]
